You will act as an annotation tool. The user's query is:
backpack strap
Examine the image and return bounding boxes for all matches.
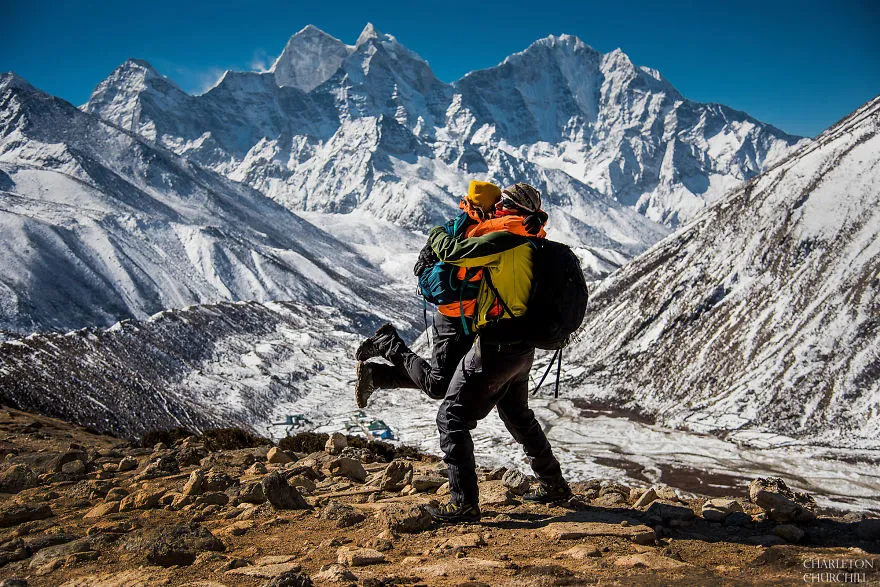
[483,271,516,321]
[531,348,564,398]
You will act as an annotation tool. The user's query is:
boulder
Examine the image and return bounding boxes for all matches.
[327,458,366,483]
[146,523,225,567]
[289,475,316,494]
[314,564,357,583]
[702,498,744,522]
[378,504,433,534]
[182,470,204,496]
[478,480,515,507]
[320,501,366,528]
[410,475,446,493]
[501,469,530,495]
[555,543,601,559]
[336,546,385,567]
[137,455,179,480]
[84,501,120,518]
[541,521,655,545]
[104,487,128,502]
[749,477,817,522]
[325,433,347,455]
[117,456,138,472]
[119,489,165,512]
[29,537,92,569]
[723,512,753,527]
[379,460,413,491]
[645,500,695,524]
[0,464,36,493]
[485,467,507,481]
[196,492,230,507]
[237,481,267,504]
[203,471,236,492]
[61,459,87,476]
[0,503,52,528]
[50,450,89,473]
[261,472,309,510]
[267,447,294,464]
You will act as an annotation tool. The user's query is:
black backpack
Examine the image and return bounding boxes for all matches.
[480,239,589,395]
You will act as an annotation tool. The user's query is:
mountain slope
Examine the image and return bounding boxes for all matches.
[0,73,414,334]
[83,25,804,270]
[565,95,880,448]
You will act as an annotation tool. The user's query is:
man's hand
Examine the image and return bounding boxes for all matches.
[413,242,439,277]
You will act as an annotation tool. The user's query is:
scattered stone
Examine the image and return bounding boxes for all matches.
[654,486,681,501]
[337,546,385,566]
[485,467,507,481]
[176,443,208,467]
[84,501,120,518]
[437,532,486,550]
[645,500,695,524]
[146,522,225,567]
[137,455,179,480]
[541,522,656,545]
[104,487,128,502]
[0,579,28,587]
[773,524,805,543]
[246,462,268,476]
[217,557,251,572]
[320,501,366,528]
[223,520,255,537]
[379,504,433,534]
[28,537,91,569]
[288,475,316,494]
[257,555,299,565]
[202,471,236,492]
[379,460,413,491]
[261,471,309,510]
[501,469,531,495]
[0,503,53,528]
[633,487,659,508]
[267,447,294,464]
[410,475,446,493]
[614,552,688,570]
[182,470,204,496]
[226,562,303,579]
[324,433,347,455]
[262,570,315,587]
[117,456,138,472]
[314,563,357,583]
[327,458,366,483]
[749,477,817,522]
[594,492,628,507]
[119,489,165,512]
[50,449,89,473]
[197,492,230,507]
[172,494,194,509]
[479,481,515,507]
[0,464,37,493]
[436,482,450,496]
[238,481,267,504]
[555,543,601,559]
[86,520,135,536]
[702,498,744,521]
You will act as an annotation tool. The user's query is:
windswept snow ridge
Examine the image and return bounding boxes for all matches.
[567,95,880,449]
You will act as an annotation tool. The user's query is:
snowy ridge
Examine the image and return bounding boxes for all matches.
[565,95,880,448]
[0,73,416,334]
[83,24,805,267]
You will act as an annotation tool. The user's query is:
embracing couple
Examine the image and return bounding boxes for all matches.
[354,181,572,524]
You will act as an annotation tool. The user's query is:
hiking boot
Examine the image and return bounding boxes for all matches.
[355,361,377,408]
[355,324,406,361]
[423,501,481,524]
[523,481,573,504]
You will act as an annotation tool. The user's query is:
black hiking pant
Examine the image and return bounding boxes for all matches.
[436,336,565,507]
[370,312,474,400]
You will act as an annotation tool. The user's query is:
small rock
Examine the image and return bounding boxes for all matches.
[117,456,138,472]
[749,477,817,522]
[555,543,601,559]
[594,492,627,507]
[182,470,204,496]
[197,492,230,507]
[119,489,165,512]
[724,512,753,527]
[238,481,267,504]
[437,532,486,550]
[84,501,120,518]
[336,546,385,567]
[137,455,179,480]
[320,501,366,528]
[0,503,53,528]
[203,471,236,492]
[645,500,695,524]
[61,460,87,475]
[324,433,347,455]
[541,521,655,545]
[702,498,744,522]
[245,462,268,476]
[146,522,225,567]
[217,557,251,572]
[0,464,37,493]
[379,504,433,534]
[410,475,446,492]
[314,563,357,583]
[436,482,450,496]
[633,487,659,509]
[225,562,303,579]
[478,480,514,507]
[267,447,294,464]
[379,460,413,491]
[288,475,316,494]
[485,467,507,481]
[262,570,314,587]
[86,520,135,536]
[501,469,530,495]
[261,472,309,510]
[614,552,687,570]
[104,487,128,502]
[773,524,805,543]
[29,538,91,569]
[153,442,168,451]
[327,457,366,483]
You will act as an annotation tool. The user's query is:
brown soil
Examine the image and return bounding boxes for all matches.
[0,407,877,586]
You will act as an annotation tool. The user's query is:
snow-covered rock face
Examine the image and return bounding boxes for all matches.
[83,25,804,260]
[567,95,880,448]
[0,73,416,334]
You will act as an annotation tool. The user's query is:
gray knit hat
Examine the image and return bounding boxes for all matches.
[500,183,542,213]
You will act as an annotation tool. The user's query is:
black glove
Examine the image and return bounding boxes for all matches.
[413,242,439,277]
[524,209,549,235]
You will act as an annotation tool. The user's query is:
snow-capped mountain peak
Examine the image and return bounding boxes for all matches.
[272,25,352,91]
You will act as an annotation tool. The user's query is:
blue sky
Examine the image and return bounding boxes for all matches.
[1,0,877,137]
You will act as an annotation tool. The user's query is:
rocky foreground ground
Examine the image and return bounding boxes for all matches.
[0,407,877,586]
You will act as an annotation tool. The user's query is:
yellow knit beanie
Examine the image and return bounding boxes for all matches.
[465,181,502,213]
